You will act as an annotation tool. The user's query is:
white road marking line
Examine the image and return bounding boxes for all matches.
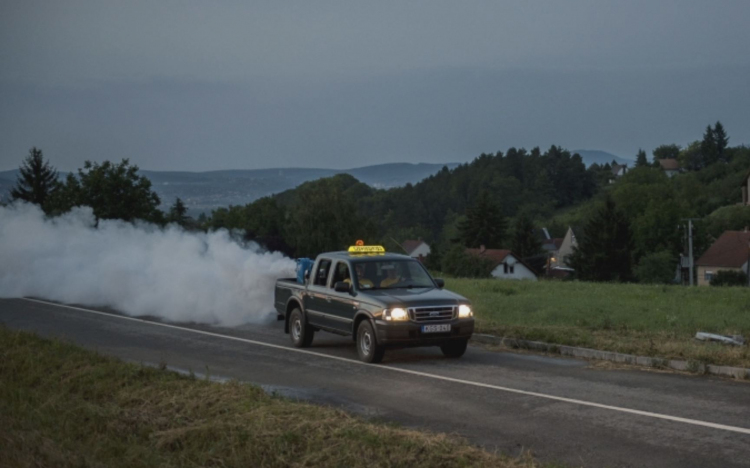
[20,297,750,436]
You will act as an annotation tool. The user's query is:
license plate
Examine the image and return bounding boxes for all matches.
[421,324,451,333]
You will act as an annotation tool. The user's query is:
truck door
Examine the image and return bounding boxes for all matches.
[327,261,357,332]
[304,258,332,327]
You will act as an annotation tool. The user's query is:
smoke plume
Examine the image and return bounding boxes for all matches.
[0,203,296,326]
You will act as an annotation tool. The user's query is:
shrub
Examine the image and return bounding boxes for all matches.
[634,251,676,284]
[441,245,494,278]
[710,270,748,287]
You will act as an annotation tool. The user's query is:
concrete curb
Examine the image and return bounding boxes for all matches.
[471,333,750,380]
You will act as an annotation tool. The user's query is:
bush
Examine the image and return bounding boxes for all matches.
[441,245,494,278]
[710,270,748,287]
[634,251,676,284]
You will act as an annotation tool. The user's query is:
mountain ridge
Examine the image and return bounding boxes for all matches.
[572,149,633,167]
[0,162,461,214]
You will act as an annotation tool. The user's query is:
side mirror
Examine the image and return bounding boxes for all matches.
[434,278,445,288]
[334,281,351,293]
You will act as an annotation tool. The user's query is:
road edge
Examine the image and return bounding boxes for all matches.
[471,334,750,380]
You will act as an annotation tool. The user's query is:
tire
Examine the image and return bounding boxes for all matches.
[289,309,314,348]
[440,339,468,358]
[356,320,385,363]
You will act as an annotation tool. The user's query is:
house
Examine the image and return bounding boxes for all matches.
[400,238,430,260]
[741,169,750,205]
[542,237,563,255]
[550,226,578,268]
[695,231,750,286]
[608,164,628,183]
[466,246,537,281]
[658,158,681,178]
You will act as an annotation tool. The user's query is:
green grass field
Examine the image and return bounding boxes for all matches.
[0,327,542,468]
[445,278,750,369]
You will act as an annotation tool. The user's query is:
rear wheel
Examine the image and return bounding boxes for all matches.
[440,339,468,358]
[356,320,385,363]
[289,309,314,348]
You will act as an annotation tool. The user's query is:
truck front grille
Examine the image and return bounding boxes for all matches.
[409,306,455,322]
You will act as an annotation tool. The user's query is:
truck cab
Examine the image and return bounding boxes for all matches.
[274,247,474,363]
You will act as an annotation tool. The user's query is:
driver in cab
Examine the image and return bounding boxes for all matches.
[380,264,401,288]
[345,263,374,289]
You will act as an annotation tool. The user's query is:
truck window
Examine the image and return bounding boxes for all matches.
[314,259,332,287]
[331,261,351,287]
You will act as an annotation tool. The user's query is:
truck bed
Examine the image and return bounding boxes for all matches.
[274,278,305,317]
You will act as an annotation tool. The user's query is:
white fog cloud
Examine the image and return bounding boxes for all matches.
[0,203,295,325]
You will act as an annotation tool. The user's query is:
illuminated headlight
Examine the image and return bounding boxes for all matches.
[383,308,409,321]
[458,304,473,318]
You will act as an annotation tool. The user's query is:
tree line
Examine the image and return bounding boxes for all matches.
[7,148,190,227]
[7,120,749,285]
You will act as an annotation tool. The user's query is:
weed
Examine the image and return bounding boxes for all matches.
[686,360,705,374]
[0,327,539,468]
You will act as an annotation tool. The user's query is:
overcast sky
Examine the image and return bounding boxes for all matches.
[2,0,749,171]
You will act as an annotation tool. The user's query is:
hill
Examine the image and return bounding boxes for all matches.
[0,162,459,213]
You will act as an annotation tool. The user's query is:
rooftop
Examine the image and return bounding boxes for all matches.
[696,231,750,268]
[400,239,427,255]
[659,158,680,171]
[466,247,511,267]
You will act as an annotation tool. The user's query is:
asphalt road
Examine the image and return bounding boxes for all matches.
[2,297,749,467]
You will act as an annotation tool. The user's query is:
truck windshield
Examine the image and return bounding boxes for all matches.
[351,260,435,290]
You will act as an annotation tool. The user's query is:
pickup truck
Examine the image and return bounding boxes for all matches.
[274,249,474,363]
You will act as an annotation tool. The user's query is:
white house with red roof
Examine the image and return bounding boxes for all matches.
[400,238,431,260]
[466,246,538,280]
[695,231,750,286]
[658,158,681,178]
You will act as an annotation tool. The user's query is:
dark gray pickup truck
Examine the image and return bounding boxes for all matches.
[274,250,474,363]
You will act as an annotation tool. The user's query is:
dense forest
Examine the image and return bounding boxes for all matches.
[205,123,749,276]
[7,122,750,284]
[208,145,596,256]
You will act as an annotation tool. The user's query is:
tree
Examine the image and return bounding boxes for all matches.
[652,144,681,163]
[635,148,648,167]
[634,251,676,284]
[47,159,162,223]
[713,121,729,162]
[441,245,494,278]
[424,242,443,271]
[568,198,634,282]
[168,197,189,226]
[509,214,542,259]
[701,124,718,166]
[679,141,704,171]
[10,147,59,210]
[284,175,373,257]
[458,191,506,248]
[242,197,291,254]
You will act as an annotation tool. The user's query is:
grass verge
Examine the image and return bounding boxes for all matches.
[0,327,541,468]
[445,278,750,370]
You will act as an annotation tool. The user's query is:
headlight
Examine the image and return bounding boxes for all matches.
[458,304,473,318]
[383,307,409,321]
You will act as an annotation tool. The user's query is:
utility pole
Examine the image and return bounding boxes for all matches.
[688,219,694,286]
[682,218,701,286]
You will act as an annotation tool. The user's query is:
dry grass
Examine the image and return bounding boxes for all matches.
[0,327,543,468]
[445,278,750,369]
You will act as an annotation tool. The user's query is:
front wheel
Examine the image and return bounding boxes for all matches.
[440,339,468,358]
[289,309,314,348]
[356,320,385,363]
